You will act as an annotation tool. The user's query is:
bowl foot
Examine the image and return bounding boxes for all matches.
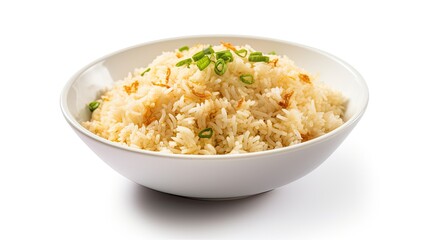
[181,189,274,201]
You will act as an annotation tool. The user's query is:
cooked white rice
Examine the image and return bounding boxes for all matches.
[82,43,346,155]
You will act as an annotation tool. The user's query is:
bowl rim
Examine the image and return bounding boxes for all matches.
[60,34,369,160]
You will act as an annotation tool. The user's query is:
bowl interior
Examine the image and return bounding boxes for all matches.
[62,36,368,141]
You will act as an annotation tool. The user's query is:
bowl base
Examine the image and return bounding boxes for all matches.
[179,189,274,201]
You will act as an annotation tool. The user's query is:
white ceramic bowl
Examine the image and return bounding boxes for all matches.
[60,36,368,199]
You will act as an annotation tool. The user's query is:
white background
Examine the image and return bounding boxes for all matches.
[1,0,428,239]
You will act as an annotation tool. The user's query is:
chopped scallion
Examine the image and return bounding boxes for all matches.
[216,50,233,62]
[214,59,227,76]
[239,74,255,84]
[198,128,213,138]
[267,51,276,55]
[203,46,214,55]
[196,55,211,71]
[192,51,205,61]
[248,55,270,62]
[235,49,248,58]
[179,46,189,52]
[249,51,263,56]
[88,101,100,112]
[192,47,214,61]
[140,68,151,76]
[176,58,192,67]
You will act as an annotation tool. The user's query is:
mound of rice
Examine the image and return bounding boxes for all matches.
[82,43,346,154]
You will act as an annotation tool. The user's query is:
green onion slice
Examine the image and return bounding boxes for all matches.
[192,51,205,61]
[248,55,270,62]
[176,58,192,67]
[235,49,248,58]
[239,74,255,84]
[192,47,214,61]
[179,46,189,52]
[249,51,263,56]
[140,68,151,76]
[198,128,213,138]
[203,46,214,55]
[216,50,234,62]
[88,101,100,112]
[196,55,211,71]
[267,51,276,55]
[214,59,227,76]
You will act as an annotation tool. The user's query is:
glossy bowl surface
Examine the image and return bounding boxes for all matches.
[60,35,368,199]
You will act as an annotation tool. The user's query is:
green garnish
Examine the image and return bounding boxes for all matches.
[179,46,189,52]
[203,46,214,55]
[215,50,234,62]
[239,74,254,84]
[192,51,205,61]
[267,51,276,55]
[248,55,270,62]
[88,101,100,112]
[192,47,214,61]
[176,44,270,76]
[235,49,248,58]
[176,58,192,67]
[198,128,214,138]
[140,68,151,76]
[214,59,227,76]
[249,51,263,56]
[196,55,211,70]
